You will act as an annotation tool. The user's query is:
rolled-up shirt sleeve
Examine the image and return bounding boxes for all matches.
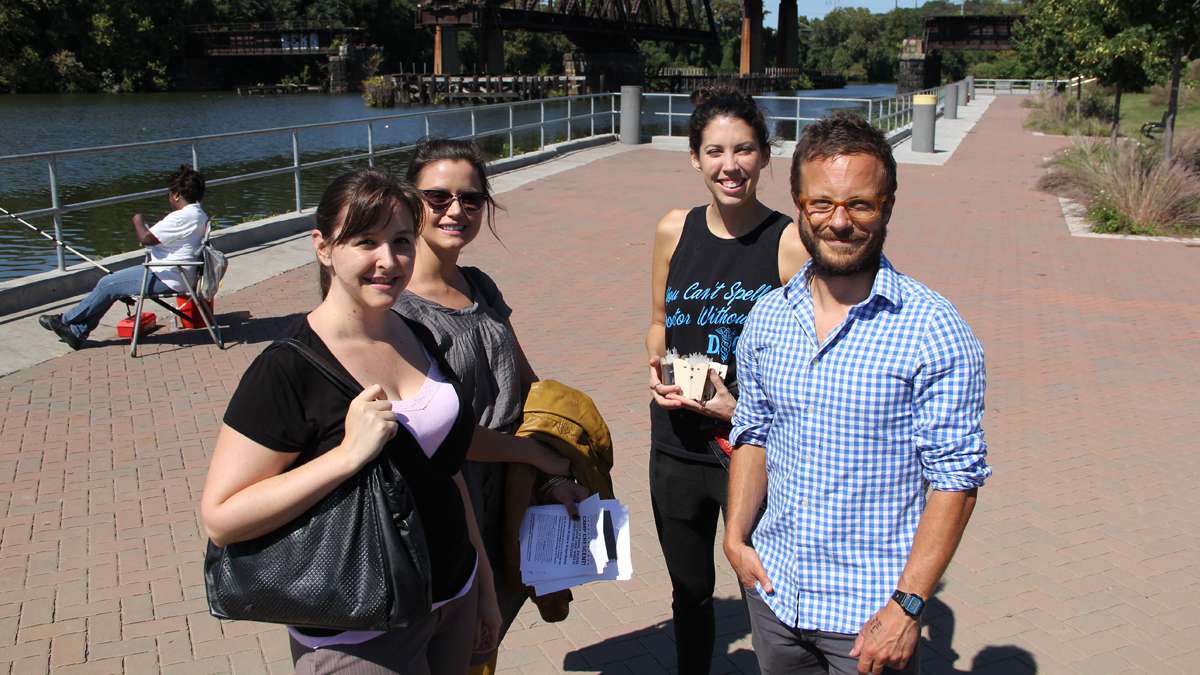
[730,308,774,448]
[913,304,991,491]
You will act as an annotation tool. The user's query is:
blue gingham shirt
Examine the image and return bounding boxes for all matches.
[731,255,990,635]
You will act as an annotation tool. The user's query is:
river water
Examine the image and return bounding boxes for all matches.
[0,83,895,281]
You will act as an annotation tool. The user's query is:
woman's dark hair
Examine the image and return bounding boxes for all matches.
[169,164,205,203]
[314,168,425,298]
[405,138,500,240]
[790,111,897,200]
[687,87,771,156]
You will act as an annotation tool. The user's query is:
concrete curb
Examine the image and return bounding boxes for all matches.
[1057,196,1200,245]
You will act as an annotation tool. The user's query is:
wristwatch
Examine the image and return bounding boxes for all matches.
[891,590,926,619]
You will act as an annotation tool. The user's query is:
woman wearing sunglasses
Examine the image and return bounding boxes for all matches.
[395,138,588,673]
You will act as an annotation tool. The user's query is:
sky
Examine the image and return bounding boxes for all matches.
[764,0,956,28]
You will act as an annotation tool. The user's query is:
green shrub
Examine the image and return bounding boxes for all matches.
[1024,91,1112,136]
[1039,137,1200,235]
[362,76,396,108]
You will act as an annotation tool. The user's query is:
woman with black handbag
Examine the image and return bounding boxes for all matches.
[200,168,500,673]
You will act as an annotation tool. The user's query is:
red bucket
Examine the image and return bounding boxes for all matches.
[176,297,213,329]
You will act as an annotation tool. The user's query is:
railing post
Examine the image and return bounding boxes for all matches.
[795,98,801,139]
[47,159,65,271]
[471,109,477,137]
[566,98,572,142]
[540,101,545,150]
[667,95,673,137]
[508,105,514,158]
[425,115,430,138]
[590,96,595,137]
[866,100,873,125]
[190,144,199,170]
[620,86,643,145]
[366,122,375,167]
[291,131,302,212]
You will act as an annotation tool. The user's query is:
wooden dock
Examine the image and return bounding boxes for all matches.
[237,83,323,95]
[387,74,588,105]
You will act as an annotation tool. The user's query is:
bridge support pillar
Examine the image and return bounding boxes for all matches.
[740,0,763,75]
[776,0,799,68]
[621,86,643,144]
[434,27,461,75]
[478,13,504,74]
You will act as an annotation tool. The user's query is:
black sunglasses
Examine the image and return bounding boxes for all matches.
[421,189,487,213]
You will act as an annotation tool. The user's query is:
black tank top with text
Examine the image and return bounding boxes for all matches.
[650,205,791,462]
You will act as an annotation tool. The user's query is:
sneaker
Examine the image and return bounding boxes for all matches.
[38,313,84,350]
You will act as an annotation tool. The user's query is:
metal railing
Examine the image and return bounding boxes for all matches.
[0,93,619,273]
[645,83,949,140]
[974,77,1097,95]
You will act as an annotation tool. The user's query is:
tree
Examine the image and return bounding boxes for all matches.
[1017,0,1159,142]
[1148,0,1200,162]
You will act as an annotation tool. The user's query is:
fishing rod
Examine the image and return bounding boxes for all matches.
[0,205,112,274]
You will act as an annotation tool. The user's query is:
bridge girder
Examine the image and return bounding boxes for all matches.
[416,0,718,45]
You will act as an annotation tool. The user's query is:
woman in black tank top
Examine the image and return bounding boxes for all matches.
[645,89,806,675]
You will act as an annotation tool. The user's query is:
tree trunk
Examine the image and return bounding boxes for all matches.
[1164,42,1183,163]
[1110,83,1122,144]
[1076,73,1082,118]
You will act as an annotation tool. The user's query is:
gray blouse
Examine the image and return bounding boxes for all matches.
[393,266,522,433]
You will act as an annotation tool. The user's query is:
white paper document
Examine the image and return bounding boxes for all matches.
[519,493,633,596]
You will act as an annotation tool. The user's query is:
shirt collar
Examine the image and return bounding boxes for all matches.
[786,254,903,310]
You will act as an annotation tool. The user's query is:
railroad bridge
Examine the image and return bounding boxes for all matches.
[183,22,369,90]
[899,14,1018,92]
[416,0,799,87]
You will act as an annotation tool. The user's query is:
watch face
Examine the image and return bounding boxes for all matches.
[903,596,923,615]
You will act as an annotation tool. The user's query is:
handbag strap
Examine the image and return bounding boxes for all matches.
[270,337,363,399]
[270,317,448,401]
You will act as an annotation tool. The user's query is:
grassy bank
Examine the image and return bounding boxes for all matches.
[1024,88,1200,138]
[1119,92,1200,137]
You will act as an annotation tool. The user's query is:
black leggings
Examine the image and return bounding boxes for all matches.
[650,449,729,675]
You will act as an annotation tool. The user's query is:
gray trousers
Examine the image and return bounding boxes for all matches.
[746,590,919,675]
[290,580,479,675]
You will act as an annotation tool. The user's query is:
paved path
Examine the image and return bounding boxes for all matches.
[1,96,1198,674]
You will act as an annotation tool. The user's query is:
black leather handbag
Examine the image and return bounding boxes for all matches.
[204,337,432,631]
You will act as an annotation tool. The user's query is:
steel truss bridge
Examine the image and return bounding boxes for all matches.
[416,0,718,44]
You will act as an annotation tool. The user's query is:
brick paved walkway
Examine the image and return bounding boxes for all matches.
[2,96,1198,674]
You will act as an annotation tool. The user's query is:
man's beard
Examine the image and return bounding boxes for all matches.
[798,220,887,277]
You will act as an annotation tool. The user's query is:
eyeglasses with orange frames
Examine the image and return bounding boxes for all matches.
[796,195,889,224]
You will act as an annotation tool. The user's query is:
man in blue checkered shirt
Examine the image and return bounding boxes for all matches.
[724,113,990,675]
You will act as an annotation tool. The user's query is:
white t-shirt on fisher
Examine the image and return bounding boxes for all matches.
[148,203,207,292]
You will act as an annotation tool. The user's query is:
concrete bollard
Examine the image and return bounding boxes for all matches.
[957,80,967,107]
[944,84,958,120]
[912,94,936,153]
[620,86,643,145]
[967,76,975,100]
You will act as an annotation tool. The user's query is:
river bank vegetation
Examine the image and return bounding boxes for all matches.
[1015,0,1200,236]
